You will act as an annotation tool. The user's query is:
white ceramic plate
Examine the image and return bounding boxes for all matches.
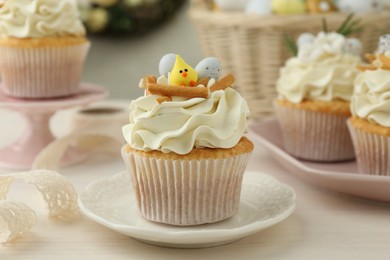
[250,119,390,203]
[78,171,296,248]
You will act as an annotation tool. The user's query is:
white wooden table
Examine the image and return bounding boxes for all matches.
[1,103,390,260]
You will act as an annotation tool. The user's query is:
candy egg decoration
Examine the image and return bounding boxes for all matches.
[306,0,338,13]
[378,34,390,54]
[336,0,383,13]
[245,0,272,15]
[342,38,363,56]
[271,0,306,14]
[195,57,222,81]
[214,0,251,11]
[159,53,176,77]
[297,33,315,48]
[169,55,198,87]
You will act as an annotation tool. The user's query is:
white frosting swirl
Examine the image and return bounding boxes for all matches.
[351,69,390,127]
[277,55,361,103]
[298,32,348,62]
[277,32,362,103]
[0,0,86,38]
[122,88,250,155]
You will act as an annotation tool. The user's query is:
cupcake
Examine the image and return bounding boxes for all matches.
[348,35,390,176]
[0,0,90,98]
[121,55,253,226]
[274,28,363,162]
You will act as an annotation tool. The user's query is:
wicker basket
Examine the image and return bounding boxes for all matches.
[189,2,390,121]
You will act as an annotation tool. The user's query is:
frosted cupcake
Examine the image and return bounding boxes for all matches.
[274,30,362,162]
[348,35,390,176]
[0,0,90,98]
[122,55,253,226]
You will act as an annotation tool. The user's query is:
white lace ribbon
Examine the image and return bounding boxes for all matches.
[0,103,129,242]
[0,170,77,243]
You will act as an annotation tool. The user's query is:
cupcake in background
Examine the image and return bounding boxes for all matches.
[121,54,253,226]
[0,0,90,98]
[274,16,363,162]
[348,35,390,176]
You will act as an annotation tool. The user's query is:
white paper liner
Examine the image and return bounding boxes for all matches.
[348,121,390,176]
[274,102,355,162]
[0,42,90,98]
[0,170,78,243]
[122,147,252,226]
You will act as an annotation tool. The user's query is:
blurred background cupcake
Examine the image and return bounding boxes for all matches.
[0,0,90,98]
[274,17,363,162]
[348,35,390,176]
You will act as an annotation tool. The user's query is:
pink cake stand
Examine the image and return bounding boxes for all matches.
[0,83,108,170]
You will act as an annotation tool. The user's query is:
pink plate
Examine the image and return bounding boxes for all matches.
[249,119,390,203]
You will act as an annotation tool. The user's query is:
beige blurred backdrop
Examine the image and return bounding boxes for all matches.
[82,2,203,100]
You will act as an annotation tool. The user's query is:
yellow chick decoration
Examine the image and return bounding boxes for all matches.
[272,0,306,14]
[169,55,198,87]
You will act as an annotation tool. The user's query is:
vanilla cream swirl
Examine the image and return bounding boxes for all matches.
[351,69,390,127]
[277,55,361,103]
[122,88,250,155]
[0,0,86,38]
[277,32,362,103]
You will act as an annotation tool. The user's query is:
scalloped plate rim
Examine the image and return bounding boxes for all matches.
[78,171,296,247]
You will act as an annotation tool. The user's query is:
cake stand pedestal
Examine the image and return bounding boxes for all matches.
[0,83,108,170]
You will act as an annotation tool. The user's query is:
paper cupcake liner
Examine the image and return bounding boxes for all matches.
[121,147,252,226]
[274,102,355,162]
[0,43,90,98]
[348,121,390,176]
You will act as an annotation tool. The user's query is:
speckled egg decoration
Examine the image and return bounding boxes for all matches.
[378,35,390,53]
[245,0,272,15]
[343,38,362,56]
[297,33,315,48]
[195,57,222,81]
[336,0,383,13]
[159,53,176,76]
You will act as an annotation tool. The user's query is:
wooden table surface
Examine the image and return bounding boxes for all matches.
[1,103,390,260]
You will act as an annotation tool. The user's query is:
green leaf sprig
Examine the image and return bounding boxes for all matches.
[283,34,298,57]
[284,14,364,57]
[336,14,363,36]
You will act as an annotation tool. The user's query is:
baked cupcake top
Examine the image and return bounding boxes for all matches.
[351,35,390,127]
[122,55,250,155]
[277,32,362,104]
[0,0,86,38]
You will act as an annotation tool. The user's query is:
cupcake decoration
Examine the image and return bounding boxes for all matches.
[195,57,222,81]
[169,55,199,87]
[358,35,390,71]
[378,34,390,54]
[122,55,253,226]
[158,53,176,77]
[142,54,233,104]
